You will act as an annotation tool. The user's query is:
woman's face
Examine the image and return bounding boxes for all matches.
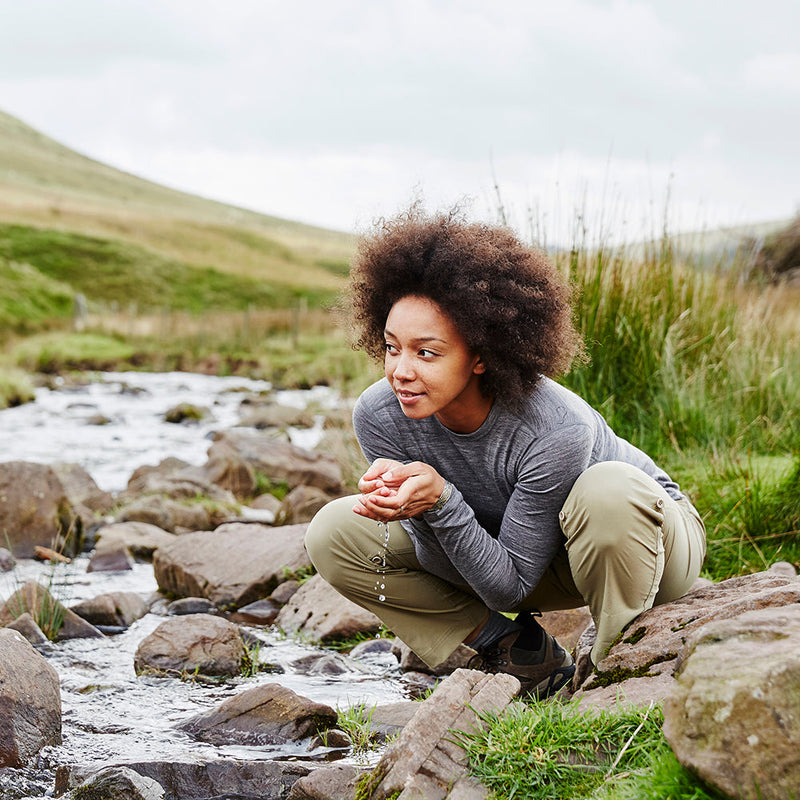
[383,295,491,433]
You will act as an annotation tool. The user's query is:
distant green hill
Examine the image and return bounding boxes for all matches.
[0,109,354,332]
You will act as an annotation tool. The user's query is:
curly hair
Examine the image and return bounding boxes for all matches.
[347,207,584,408]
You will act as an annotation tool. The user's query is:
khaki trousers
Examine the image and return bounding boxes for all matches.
[305,461,706,667]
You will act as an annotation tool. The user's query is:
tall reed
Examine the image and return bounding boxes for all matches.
[556,236,800,459]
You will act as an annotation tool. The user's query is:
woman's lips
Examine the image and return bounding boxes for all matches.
[395,388,422,405]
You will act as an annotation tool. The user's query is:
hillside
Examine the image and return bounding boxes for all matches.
[0,110,354,294]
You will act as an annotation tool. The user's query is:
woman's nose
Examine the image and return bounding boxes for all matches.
[393,352,415,379]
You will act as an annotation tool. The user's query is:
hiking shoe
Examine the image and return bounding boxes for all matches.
[468,612,575,699]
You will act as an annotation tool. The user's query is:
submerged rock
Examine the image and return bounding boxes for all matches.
[178,683,338,746]
[0,628,61,767]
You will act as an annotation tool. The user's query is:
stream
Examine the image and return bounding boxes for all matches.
[0,372,408,794]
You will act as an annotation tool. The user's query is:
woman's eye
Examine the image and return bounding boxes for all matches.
[384,343,397,353]
[419,349,437,358]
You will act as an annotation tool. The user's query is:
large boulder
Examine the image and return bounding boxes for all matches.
[207,429,343,495]
[153,522,310,609]
[178,683,338,746]
[0,461,81,557]
[51,461,115,516]
[276,574,382,643]
[573,569,800,709]
[0,628,61,767]
[663,605,800,800]
[133,614,245,678]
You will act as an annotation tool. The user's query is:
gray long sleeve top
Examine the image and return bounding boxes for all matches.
[352,377,683,611]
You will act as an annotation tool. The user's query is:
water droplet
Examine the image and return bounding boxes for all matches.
[378,594,385,602]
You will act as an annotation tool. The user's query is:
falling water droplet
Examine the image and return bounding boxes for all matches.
[378,594,385,602]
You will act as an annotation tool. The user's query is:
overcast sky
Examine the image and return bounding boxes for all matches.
[1,0,798,243]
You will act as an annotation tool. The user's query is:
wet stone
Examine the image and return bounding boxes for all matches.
[167,597,216,616]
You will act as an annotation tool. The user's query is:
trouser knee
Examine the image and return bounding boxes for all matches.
[560,461,666,554]
[304,495,359,584]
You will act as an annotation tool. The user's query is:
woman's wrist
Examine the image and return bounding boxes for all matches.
[427,480,453,513]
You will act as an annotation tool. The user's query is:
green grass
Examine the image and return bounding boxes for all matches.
[0,366,35,408]
[0,224,339,315]
[459,700,724,800]
[0,256,74,334]
[13,331,136,373]
[559,238,800,458]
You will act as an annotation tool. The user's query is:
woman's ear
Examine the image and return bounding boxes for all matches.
[473,356,486,375]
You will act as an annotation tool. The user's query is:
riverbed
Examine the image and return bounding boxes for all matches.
[0,371,406,791]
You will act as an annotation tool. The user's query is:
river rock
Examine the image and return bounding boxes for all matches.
[540,606,593,653]
[67,765,165,800]
[270,578,301,605]
[276,574,382,642]
[353,701,420,742]
[573,570,800,709]
[133,613,245,677]
[238,402,316,430]
[363,669,520,800]
[276,485,332,525]
[164,402,208,423]
[153,522,310,609]
[68,759,313,800]
[0,628,61,767]
[208,429,343,494]
[195,446,258,499]
[88,545,135,572]
[229,598,281,625]
[5,612,49,645]
[178,683,338,746]
[70,591,149,629]
[663,605,800,800]
[287,764,364,800]
[51,461,115,516]
[0,580,105,642]
[391,639,476,676]
[93,522,176,561]
[0,547,15,571]
[167,597,216,616]
[250,492,283,515]
[117,495,212,533]
[0,461,81,557]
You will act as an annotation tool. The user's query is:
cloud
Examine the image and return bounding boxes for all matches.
[742,52,800,96]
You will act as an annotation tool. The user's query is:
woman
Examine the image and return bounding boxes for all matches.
[305,209,706,698]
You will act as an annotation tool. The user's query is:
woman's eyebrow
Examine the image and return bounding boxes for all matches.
[383,328,448,345]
